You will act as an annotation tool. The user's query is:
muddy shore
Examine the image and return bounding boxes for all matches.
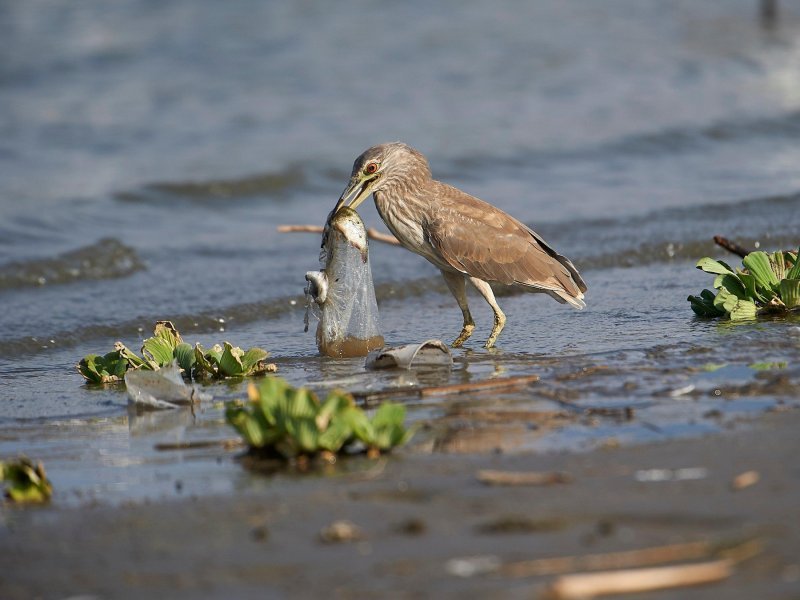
[2,408,798,599]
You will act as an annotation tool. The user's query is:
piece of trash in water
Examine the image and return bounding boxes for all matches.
[305,206,384,357]
[125,360,211,410]
[445,555,502,577]
[634,467,708,482]
[668,384,695,397]
[365,339,452,369]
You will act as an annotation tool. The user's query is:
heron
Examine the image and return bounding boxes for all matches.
[332,142,587,349]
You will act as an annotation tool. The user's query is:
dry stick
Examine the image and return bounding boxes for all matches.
[713,236,752,259]
[354,374,540,402]
[477,469,572,486]
[541,559,733,599]
[502,540,712,579]
[500,537,761,579]
[154,439,244,451]
[277,224,401,246]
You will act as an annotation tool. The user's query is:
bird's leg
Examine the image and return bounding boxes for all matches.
[440,270,475,347]
[468,277,506,349]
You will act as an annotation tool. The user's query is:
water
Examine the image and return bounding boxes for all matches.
[1,0,800,503]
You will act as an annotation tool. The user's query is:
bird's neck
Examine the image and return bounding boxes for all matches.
[373,187,430,250]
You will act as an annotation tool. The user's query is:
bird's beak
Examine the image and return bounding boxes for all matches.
[333,174,378,215]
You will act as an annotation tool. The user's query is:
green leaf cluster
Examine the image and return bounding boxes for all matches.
[689,248,800,321]
[225,377,414,459]
[77,321,274,383]
[0,457,53,504]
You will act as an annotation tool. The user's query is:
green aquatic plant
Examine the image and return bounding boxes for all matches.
[77,321,275,383]
[0,457,53,504]
[225,377,414,460]
[688,248,800,321]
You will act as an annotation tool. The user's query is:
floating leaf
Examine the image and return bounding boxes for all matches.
[742,251,780,293]
[141,321,183,368]
[770,251,786,282]
[225,377,413,461]
[241,347,270,374]
[77,351,128,383]
[0,457,53,503]
[713,273,746,298]
[779,279,800,309]
[688,290,725,318]
[141,337,176,368]
[219,342,246,377]
[193,344,215,377]
[749,361,788,371]
[737,273,768,304]
[174,342,196,374]
[786,248,800,280]
[728,298,757,321]
[696,258,735,276]
[79,322,273,383]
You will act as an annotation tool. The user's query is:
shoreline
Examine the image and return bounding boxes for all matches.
[1,407,798,598]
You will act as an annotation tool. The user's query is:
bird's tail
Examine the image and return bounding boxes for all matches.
[549,289,586,310]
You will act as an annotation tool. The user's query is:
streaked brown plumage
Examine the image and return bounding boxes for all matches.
[333,142,586,348]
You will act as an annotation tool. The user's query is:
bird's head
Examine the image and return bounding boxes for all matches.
[332,142,431,215]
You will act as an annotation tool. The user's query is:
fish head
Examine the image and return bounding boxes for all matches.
[323,206,368,262]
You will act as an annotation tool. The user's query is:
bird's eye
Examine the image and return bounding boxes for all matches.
[364,162,378,175]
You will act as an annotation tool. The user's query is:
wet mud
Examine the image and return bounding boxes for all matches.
[1,410,799,599]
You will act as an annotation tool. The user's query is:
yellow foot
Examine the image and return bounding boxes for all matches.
[483,314,506,349]
[451,323,475,348]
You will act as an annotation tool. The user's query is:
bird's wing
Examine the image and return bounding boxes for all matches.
[426,183,586,300]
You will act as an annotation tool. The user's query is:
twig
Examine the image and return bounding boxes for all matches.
[476,470,572,486]
[154,439,244,451]
[277,224,400,246]
[421,374,540,396]
[540,559,733,599]
[354,374,540,402]
[500,537,761,579]
[502,540,711,578]
[713,236,752,258]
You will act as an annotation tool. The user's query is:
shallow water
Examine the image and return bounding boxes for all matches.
[1,1,800,503]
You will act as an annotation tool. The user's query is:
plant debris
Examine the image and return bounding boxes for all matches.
[688,247,800,320]
[540,559,733,599]
[731,470,760,491]
[319,520,364,543]
[476,469,572,486]
[225,377,415,460]
[0,457,53,504]
[77,321,275,383]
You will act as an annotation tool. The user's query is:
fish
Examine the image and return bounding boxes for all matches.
[305,206,384,357]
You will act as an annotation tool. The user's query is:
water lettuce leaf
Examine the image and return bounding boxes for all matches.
[742,251,779,293]
[225,378,414,460]
[0,457,53,503]
[77,351,128,383]
[689,247,800,320]
[779,279,800,309]
[78,322,274,383]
